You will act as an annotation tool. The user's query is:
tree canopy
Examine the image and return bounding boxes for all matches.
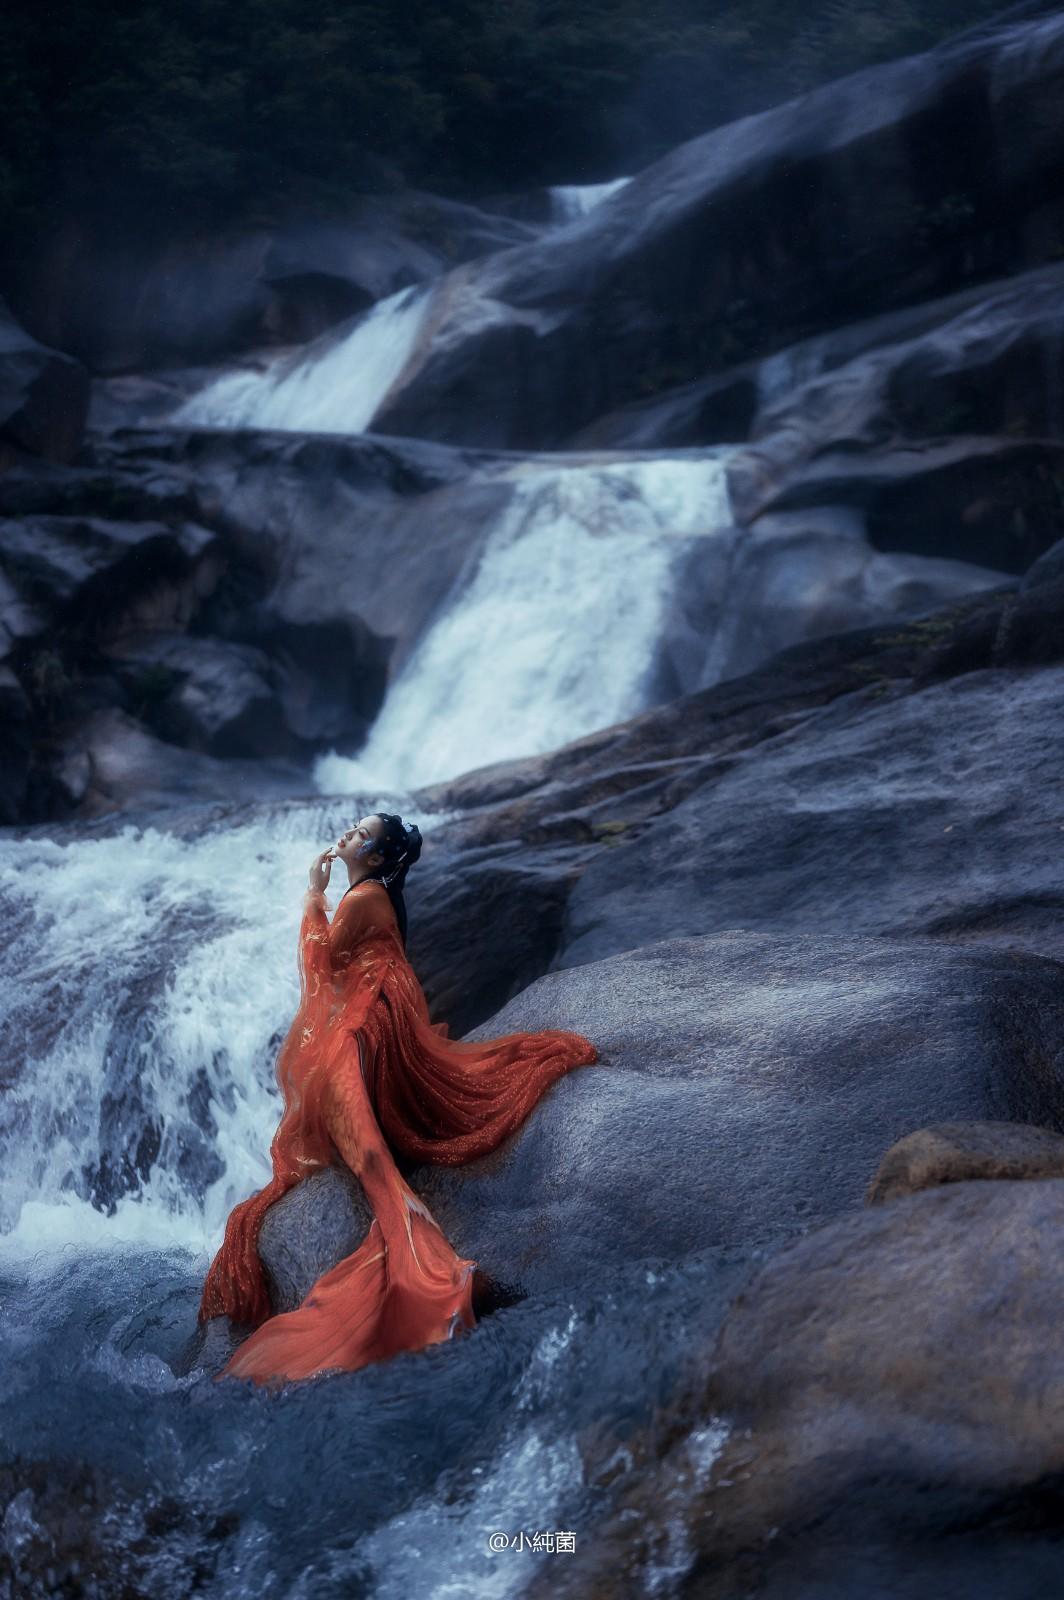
[2,0,1008,237]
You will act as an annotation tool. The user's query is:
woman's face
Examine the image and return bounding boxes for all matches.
[335,815,386,872]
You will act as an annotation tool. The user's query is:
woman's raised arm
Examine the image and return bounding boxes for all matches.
[300,851,397,988]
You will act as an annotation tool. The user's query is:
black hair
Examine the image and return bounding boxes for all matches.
[364,813,422,949]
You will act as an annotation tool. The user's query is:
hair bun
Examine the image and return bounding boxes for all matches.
[402,823,423,864]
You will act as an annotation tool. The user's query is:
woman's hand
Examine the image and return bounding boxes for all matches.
[308,848,336,894]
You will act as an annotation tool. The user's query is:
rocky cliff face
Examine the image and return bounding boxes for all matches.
[368,10,1064,449]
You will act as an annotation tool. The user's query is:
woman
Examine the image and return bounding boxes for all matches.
[198,812,598,1388]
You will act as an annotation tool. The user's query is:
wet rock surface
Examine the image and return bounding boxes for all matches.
[251,931,1064,1299]
[373,13,1064,450]
[526,1180,1064,1599]
[258,1164,374,1315]
[407,557,1064,1027]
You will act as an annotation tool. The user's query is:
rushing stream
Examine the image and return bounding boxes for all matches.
[173,282,437,436]
[0,792,742,1592]
[315,454,734,792]
[2,292,739,1591]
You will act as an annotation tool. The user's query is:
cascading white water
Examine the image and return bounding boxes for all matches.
[0,796,456,1254]
[756,340,830,411]
[313,453,734,795]
[1,451,733,1253]
[549,177,632,222]
[172,282,435,434]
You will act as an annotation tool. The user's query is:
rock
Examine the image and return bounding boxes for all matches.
[369,13,1064,449]
[102,630,301,760]
[209,931,1064,1338]
[674,506,1002,688]
[400,931,1064,1297]
[3,192,540,375]
[49,707,310,819]
[87,366,235,433]
[761,252,1064,433]
[533,1179,1064,1599]
[0,437,406,811]
[0,1457,237,1594]
[254,1162,524,1319]
[552,656,1064,972]
[866,1119,1064,1203]
[172,1314,245,1380]
[85,425,511,687]
[0,661,32,824]
[731,436,1064,575]
[258,1165,374,1314]
[570,365,761,450]
[1021,533,1064,592]
[406,850,590,1039]
[571,261,1064,584]
[0,514,223,636]
[573,258,1064,455]
[0,296,88,462]
[406,577,1064,1025]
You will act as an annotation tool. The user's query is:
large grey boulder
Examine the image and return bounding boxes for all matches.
[258,1165,374,1313]
[257,931,1064,1303]
[0,514,221,632]
[730,436,1064,576]
[368,13,1064,449]
[50,706,310,818]
[102,631,306,760]
[578,257,1064,454]
[408,572,1062,1027]
[531,1179,1064,1599]
[85,426,516,686]
[553,658,1064,972]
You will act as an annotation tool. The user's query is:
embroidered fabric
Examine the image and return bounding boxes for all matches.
[197,880,598,1385]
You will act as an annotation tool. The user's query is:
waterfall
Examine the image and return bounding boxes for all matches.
[549,176,632,223]
[169,184,638,437]
[0,796,456,1254]
[756,339,831,412]
[0,448,732,1251]
[313,453,734,795]
[172,282,435,434]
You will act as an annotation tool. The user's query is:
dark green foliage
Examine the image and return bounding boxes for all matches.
[0,0,1009,238]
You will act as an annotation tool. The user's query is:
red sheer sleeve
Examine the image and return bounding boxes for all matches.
[198,882,399,1328]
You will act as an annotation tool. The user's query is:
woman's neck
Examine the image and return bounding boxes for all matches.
[345,869,381,889]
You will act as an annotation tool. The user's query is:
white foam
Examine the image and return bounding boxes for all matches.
[173,282,434,435]
[0,802,453,1255]
[549,177,632,222]
[315,454,733,791]
[348,1427,585,1600]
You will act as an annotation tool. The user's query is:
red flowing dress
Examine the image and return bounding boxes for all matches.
[198,878,598,1387]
